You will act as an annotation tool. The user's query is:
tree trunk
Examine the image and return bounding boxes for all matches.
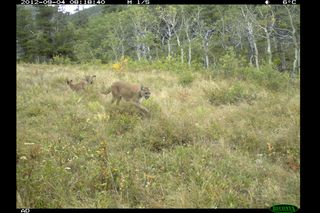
[286,6,299,78]
[167,38,171,60]
[136,45,141,61]
[242,7,259,70]
[175,33,184,64]
[205,53,209,69]
[181,48,184,64]
[203,30,214,69]
[265,29,272,65]
[203,39,209,69]
[247,22,259,70]
[292,48,298,78]
[147,46,152,60]
[188,43,191,67]
[253,41,259,70]
[186,30,192,67]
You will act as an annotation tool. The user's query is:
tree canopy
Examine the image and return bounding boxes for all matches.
[16,5,300,75]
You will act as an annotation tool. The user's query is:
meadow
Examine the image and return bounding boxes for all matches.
[16,62,300,208]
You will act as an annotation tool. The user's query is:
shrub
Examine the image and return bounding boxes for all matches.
[204,82,257,105]
[242,65,291,92]
[218,47,246,77]
[178,72,195,87]
[52,55,71,65]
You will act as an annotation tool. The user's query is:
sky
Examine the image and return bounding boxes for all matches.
[59,5,95,14]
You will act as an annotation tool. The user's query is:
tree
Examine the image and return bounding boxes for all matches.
[129,6,156,61]
[195,6,217,69]
[285,5,300,77]
[17,5,37,61]
[182,6,199,67]
[241,6,260,70]
[253,6,276,65]
[34,5,62,62]
[157,6,178,60]
[16,4,300,77]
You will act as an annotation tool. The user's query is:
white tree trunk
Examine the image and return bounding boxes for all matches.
[242,7,259,70]
[253,38,259,70]
[186,30,192,67]
[167,38,171,60]
[205,53,209,69]
[136,45,141,61]
[181,48,184,64]
[286,6,299,78]
[175,33,184,64]
[188,43,191,67]
[265,29,272,65]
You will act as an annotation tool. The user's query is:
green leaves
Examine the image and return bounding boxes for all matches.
[17,5,300,78]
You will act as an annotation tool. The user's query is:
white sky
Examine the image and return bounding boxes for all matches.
[59,5,95,14]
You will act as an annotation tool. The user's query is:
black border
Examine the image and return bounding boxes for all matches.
[14,0,309,212]
[299,1,313,213]
[16,0,301,5]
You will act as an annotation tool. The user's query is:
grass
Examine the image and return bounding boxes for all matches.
[16,63,300,208]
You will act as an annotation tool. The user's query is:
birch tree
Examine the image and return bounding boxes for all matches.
[241,6,260,70]
[157,6,178,60]
[255,6,276,65]
[285,5,300,77]
[182,6,199,67]
[196,6,216,69]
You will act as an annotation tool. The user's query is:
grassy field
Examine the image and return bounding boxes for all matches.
[16,63,300,208]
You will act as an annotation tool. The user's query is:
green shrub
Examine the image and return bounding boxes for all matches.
[128,57,206,74]
[178,72,195,86]
[218,47,246,77]
[242,65,291,92]
[52,55,71,65]
[204,82,257,105]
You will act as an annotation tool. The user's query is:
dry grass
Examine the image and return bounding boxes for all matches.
[17,63,300,208]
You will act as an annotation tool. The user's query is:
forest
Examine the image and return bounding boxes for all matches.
[17,5,300,76]
[17,5,300,208]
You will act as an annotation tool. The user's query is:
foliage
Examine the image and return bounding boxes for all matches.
[17,5,300,78]
[178,71,195,86]
[203,81,257,105]
[242,65,291,92]
[52,55,72,65]
[218,47,247,76]
[111,57,128,72]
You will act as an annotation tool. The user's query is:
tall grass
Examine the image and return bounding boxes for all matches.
[17,63,299,208]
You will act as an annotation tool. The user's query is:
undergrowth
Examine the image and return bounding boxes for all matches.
[17,63,300,208]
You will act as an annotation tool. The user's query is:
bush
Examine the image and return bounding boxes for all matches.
[178,72,195,87]
[52,55,71,65]
[127,57,206,74]
[242,65,291,92]
[218,47,246,77]
[204,82,257,105]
